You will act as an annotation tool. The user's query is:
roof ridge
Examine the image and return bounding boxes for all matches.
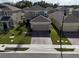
[30,15,51,22]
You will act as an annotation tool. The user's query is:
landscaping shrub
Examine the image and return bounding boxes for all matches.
[15,26,21,31]
[17,29,23,35]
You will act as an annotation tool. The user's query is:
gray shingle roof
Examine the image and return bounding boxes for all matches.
[2,4,21,11]
[0,4,11,11]
[23,5,45,11]
[64,14,79,23]
[30,15,51,22]
[46,7,53,10]
[49,11,64,24]
[50,11,79,24]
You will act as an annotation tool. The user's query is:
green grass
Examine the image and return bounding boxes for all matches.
[55,48,74,51]
[0,25,31,44]
[50,21,75,51]
[50,26,71,45]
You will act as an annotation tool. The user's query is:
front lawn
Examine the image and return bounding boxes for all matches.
[50,27,71,45]
[50,24,75,51]
[0,25,31,44]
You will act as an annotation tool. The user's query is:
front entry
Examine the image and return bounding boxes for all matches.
[3,22,8,31]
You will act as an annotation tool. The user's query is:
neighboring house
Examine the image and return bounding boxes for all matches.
[49,10,79,32]
[72,8,79,15]
[30,15,51,31]
[0,4,13,31]
[2,4,24,27]
[46,7,56,14]
[0,16,13,31]
[23,5,48,21]
[0,4,12,16]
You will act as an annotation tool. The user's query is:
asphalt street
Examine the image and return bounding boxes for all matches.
[0,53,79,58]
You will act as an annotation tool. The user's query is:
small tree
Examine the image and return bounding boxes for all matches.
[53,4,58,8]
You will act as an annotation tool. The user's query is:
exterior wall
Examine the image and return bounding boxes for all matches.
[0,21,10,30]
[12,12,23,27]
[73,11,79,16]
[0,11,12,16]
[50,17,79,32]
[63,23,79,32]
[0,22,3,30]
[31,22,51,31]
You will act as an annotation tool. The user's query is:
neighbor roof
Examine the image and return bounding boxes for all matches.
[64,14,79,23]
[46,7,53,11]
[0,4,11,11]
[30,15,51,22]
[23,5,45,11]
[51,11,79,24]
[2,4,21,11]
[49,11,64,24]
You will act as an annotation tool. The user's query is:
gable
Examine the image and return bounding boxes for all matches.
[30,15,51,23]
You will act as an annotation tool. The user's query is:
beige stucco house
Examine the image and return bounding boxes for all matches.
[3,4,24,27]
[49,10,79,32]
[30,15,51,31]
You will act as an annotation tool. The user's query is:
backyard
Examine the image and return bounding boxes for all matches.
[0,25,31,44]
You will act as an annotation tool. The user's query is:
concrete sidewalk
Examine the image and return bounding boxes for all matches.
[68,38,79,45]
[31,37,52,44]
[1,44,79,54]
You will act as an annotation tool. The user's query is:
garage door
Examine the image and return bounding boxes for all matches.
[32,31,50,37]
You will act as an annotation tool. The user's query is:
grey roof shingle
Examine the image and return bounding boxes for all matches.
[30,15,51,22]
[64,14,79,23]
[0,4,11,11]
[2,4,21,11]
[50,11,79,24]
[23,5,45,11]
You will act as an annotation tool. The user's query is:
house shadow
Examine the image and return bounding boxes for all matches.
[51,23,79,38]
[32,31,50,37]
[63,31,79,38]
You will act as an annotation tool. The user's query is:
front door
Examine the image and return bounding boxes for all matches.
[3,22,8,31]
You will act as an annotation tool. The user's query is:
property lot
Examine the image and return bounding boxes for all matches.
[50,24,75,51]
[0,25,31,44]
